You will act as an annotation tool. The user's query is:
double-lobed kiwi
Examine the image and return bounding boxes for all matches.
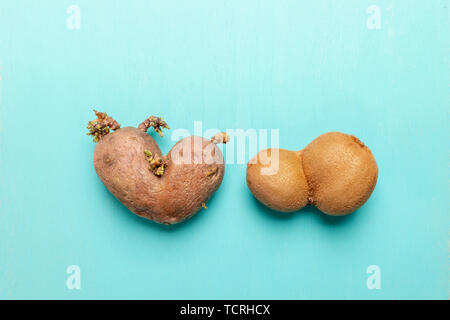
[246,132,378,216]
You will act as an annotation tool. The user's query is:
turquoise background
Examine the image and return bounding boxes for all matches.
[0,0,448,299]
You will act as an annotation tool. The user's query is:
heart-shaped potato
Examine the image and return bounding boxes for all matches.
[88,111,226,225]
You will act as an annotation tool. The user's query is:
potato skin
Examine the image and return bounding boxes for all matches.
[302,132,378,216]
[93,127,224,224]
[246,132,378,216]
[159,135,225,223]
[246,149,309,212]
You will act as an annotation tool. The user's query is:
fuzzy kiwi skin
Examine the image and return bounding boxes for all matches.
[302,132,378,216]
[246,149,310,212]
[93,127,224,224]
[246,132,378,216]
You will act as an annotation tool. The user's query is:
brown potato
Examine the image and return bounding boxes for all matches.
[246,132,378,216]
[88,111,225,225]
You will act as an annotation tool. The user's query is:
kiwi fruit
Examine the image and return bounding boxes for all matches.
[246,132,378,216]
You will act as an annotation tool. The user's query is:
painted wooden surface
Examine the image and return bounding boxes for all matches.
[0,0,448,299]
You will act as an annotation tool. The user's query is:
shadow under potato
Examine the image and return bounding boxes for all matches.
[97,181,214,232]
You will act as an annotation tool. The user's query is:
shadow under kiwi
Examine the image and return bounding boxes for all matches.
[313,192,378,226]
[248,187,361,226]
[247,188,314,221]
[314,208,360,226]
